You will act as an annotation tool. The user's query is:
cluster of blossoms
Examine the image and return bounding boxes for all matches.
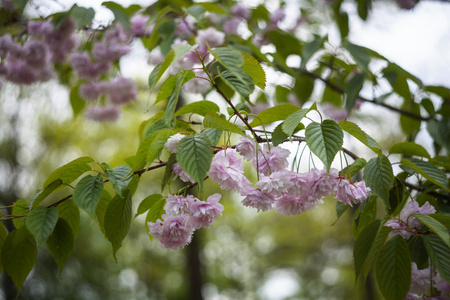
[385,200,436,239]
[147,193,224,250]
[0,18,77,86]
[405,263,450,299]
[165,134,370,218]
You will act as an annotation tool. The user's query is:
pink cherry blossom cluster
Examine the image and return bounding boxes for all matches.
[404,263,450,299]
[147,193,224,250]
[0,18,77,85]
[385,201,436,239]
[165,134,370,217]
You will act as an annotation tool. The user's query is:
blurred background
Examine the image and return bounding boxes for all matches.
[1,0,449,299]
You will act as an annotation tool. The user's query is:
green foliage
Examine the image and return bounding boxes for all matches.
[339,120,381,154]
[241,51,266,90]
[26,206,58,247]
[104,165,133,196]
[413,213,450,247]
[423,235,450,281]
[56,199,80,238]
[363,155,394,203]
[73,174,104,218]
[136,194,164,217]
[43,157,94,188]
[305,120,343,172]
[12,199,28,229]
[249,104,301,127]
[47,219,74,274]
[174,100,220,117]
[389,142,430,158]
[282,103,316,137]
[165,69,196,125]
[203,113,245,136]
[401,158,448,190]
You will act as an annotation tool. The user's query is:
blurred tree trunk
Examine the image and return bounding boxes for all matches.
[186,225,204,300]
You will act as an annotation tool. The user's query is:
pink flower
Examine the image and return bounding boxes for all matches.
[270,9,286,25]
[172,163,196,184]
[28,20,53,36]
[85,106,120,122]
[130,14,150,36]
[22,40,51,68]
[92,23,130,62]
[0,34,14,57]
[384,220,412,239]
[274,194,310,215]
[43,18,78,62]
[257,170,292,196]
[187,193,224,229]
[176,17,195,39]
[410,263,431,295]
[148,214,194,250]
[253,144,290,176]
[434,271,450,295]
[164,194,195,215]
[183,73,211,94]
[241,187,275,212]
[224,18,241,35]
[207,150,252,194]
[231,4,251,19]
[79,82,107,101]
[236,136,256,161]
[334,178,369,206]
[196,27,225,48]
[106,76,138,104]
[70,52,111,80]
[322,103,349,122]
[165,133,185,153]
[148,48,164,65]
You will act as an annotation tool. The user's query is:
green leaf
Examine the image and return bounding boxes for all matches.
[146,128,184,167]
[400,101,421,135]
[1,226,37,292]
[104,191,133,260]
[73,174,104,218]
[354,219,381,280]
[383,63,413,100]
[344,73,365,111]
[343,43,371,72]
[249,104,301,127]
[69,85,85,116]
[282,104,315,137]
[202,128,222,146]
[427,119,450,153]
[220,69,255,100]
[241,51,266,90]
[148,50,175,90]
[340,158,367,178]
[47,219,74,274]
[12,199,29,229]
[389,142,430,158]
[165,69,196,126]
[272,122,304,147]
[209,47,245,83]
[26,206,58,247]
[294,74,315,103]
[305,120,344,172]
[57,199,80,238]
[161,154,176,192]
[423,234,450,281]
[0,222,7,273]
[429,214,450,229]
[176,133,213,191]
[30,179,63,208]
[339,120,381,155]
[413,213,450,247]
[408,236,429,269]
[105,165,133,196]
[102,1,130,30]
[172,44,198,61]
[71,5,95,28]
[186,5,206,22]
[136,194,164,217]
[203,113,245,136]
[353,196,377,239]
[333,201,349,225]
[174,100,220,117]
[43,156,94,188]
[375,235,411,300]
[400,158,448,190]
[194,2,227,14]
[337,11,349,39]
[421,98,435,116]
[363,155,394,203]
[95,189,111,237]
[145,198,166,239]
[301,36,325,69]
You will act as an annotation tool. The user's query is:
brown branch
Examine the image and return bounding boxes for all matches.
[399,179,450,201]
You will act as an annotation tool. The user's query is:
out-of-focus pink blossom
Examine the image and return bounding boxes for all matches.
[236,136,257,161]
[434,272,450,295]
[92,23,131,62]
[322,103,349,122]
[79,82,107,101]
[187,193,224,229]
[22,40,51,67]
[107,76,137,104]
[253,144,290,176]
[85,106,120,122]
[148,48,164,65]
[164,194,195,215]
[176,17,195,39]
[0,34,15,57]
[172,163,196,184]
[224,18,241,35]
[231,4,251,19]
[165,133,185,153]
[130,14,151,36]
[183,75,211,94]
[43,18,78,62]
[148,214,194,250]
[70,52,111,80]
[241,187,275,212]
[270,9,286,25]
[28,20,53,36]
[196,27,225,48]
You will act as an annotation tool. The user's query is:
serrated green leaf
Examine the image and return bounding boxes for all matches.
[413,213,450,247]
[400,158,448,190]
[203,113,245,136]
[186,5,206,22]
[220,69,254,100]
[241,51,266,90]
[165,69,196,126]
[57,199,80,238]
[340,158,367,178]
[73,174,104,218]
[26,206,58,247]
[353,196,377,239]
[173,44,198,61]
[30,179,62,208]
[43,157,93,188]
[305,120,343,172]
[0,222,7,273]
[408,236,429,269]
[282,104,315,136]
[174,100,220,117]
[202,128,222,146]
[95,189,111,237]
[354,219,382,280]
[209,47,245,83]
[339,120,381,154]
[249,104,301,127]
[47,219,74,274]
[12,199,28,229]
[375,235,411,300]
[344,73,365,111]
[430,214,450,229]
[105,165,133,196]
[148,50,175,90]
[71,5,95,28]
[104,191,132,260]
[176,133,213,191]
[1,226,37,292]
[389,142,430,158]
[136,194,164,217]
[343,43,371,72]
[423,234,450,281]
[363,155,394,203]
